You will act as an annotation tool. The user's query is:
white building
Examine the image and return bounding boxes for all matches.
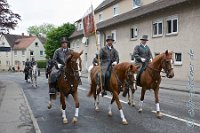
[0,34,46,71]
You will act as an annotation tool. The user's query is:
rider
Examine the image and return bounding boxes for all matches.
[100,35,119,96]
[46,57,54,79]
[133,35,153,85]
[49,37,73,95]
[24,58,32,81]
[31,57,37,66]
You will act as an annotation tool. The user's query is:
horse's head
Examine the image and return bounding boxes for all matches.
[125,64,140,85]
[161,50,174,78]
[65,50,83,72]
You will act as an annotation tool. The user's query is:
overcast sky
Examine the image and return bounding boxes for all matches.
[7,0,103,35]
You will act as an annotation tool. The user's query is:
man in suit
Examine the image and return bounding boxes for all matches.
[100,35,119,96]
[49,37,73,94]
[133,35,153,85]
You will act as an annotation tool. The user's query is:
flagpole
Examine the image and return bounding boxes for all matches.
[91,5,104,93]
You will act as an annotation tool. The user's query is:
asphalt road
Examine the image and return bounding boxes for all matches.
[0,72,200,133]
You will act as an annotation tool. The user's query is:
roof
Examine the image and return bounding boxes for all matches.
[69,30,83,39]
[94,0,121,13]
[38,36,46,44]
[3,34,30,47]
[97,0,190,30]
[69,0,190,39]
[13,37,37,50]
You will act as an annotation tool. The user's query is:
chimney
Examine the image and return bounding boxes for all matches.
[22,33,24,38]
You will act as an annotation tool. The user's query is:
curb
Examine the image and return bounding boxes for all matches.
[20,88,41,133]
[160,87,200,95]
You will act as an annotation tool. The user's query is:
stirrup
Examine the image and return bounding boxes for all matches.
[101,91,107,97]
[49,88,57,95]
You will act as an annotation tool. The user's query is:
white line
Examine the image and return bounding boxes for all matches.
[152,111,200,127]
[79,86,200,127]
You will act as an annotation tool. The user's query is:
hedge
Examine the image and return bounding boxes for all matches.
[37,60,47,68]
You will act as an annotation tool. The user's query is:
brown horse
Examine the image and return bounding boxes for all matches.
[134,50,174,118]
[88,62,139,125]
[48,50,83,124]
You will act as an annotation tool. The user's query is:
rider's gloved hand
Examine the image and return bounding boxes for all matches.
[141,58,146,62]
[112,61,117,66]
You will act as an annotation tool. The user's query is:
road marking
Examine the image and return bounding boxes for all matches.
[79,86,200,127]
[152,111,200,127]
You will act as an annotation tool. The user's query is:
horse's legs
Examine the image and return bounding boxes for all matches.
[139,88,146,113]
[60,92,68,124]
[113,91,128,125]
[108,97,115,116]
[130,88,135,107]
[154,89,162,119]
[94,86,100,111]
[71,91,80,124]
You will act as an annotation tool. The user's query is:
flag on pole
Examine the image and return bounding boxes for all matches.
[82,5,95,37]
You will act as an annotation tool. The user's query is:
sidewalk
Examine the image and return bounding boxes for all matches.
[0,80,40,133]
[81,72,200,94]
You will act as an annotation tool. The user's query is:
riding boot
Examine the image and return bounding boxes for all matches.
[49,83,57,95]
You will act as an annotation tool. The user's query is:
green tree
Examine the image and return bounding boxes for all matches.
[0,0,21,33]
[44,23,75,58]
[27,23,55,36]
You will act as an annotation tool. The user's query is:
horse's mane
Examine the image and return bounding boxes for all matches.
[151,53,164,64]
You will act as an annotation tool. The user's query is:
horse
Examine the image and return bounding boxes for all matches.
[133,50,174,118]
[88,62,139,125]
[47,51,83,124]
[31,64,38,88]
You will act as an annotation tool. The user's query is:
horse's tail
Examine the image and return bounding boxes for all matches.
[88,65,93,84]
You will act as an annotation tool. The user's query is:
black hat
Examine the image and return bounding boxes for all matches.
[106,35,115,42]
[60,37,69,44]
[140,35,148,41]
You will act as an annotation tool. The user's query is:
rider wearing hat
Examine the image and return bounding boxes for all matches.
[24,58,32,81]
[133,35,153,85]
[49,37,73,94]
[100,35,119,96]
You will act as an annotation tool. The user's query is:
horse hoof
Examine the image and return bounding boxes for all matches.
[122,120,128,125]
[128,102,131,105]
[132,103,136,107]
[156,112,162,119]
[138,108,143,113]
[72,117,78,124]
[95,107,100,112]
[63,118,68,124]
[108,111,112,117]
[47,104,52,109]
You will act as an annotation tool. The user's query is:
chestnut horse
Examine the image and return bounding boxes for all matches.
[48,51,82,124]
[88,62,139,125]
[134,50,174,118]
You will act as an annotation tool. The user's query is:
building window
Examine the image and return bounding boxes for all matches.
[6,61,10,66]
[78,22,83,30]
[1,42,5,46]
[174,53,182,65]
[40,50,43,56]
[111,30,117,42]
[22,50,25,56]
[130,26,138,40]
[30,51,34,56]
[14,51,17,56]
[133,0,141,9]
[153,20,163,37]
[22,61,25,65]
[166,16,178,35]
[99,12,103,22]
[35,42,38,47]
[97,33,101,45]
[113,5,119,16]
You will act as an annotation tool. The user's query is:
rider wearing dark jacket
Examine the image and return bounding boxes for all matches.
[24,58,32,81]
[49,37,73,94]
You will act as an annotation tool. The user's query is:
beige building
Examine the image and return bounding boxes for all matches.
[0,34,46,71]
[69,0,200,81]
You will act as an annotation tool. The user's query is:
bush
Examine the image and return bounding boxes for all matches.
[37,60,47,68]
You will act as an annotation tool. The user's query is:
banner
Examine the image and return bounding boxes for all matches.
[82,5,95,37]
